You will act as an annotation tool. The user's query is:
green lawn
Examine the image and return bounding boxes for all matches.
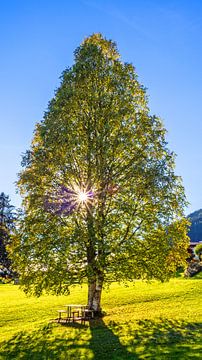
[0,277,201,359]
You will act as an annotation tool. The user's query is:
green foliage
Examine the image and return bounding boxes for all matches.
[0,192,16,279]
[195,243,202,260]
[0,279,202,359]
[9,33,189,300]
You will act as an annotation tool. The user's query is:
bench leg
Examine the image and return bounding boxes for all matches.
[58,312,61,323]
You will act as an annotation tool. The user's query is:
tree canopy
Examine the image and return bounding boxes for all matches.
[0,192,15,279]
[194,243,202,261]
[9,34,189,311]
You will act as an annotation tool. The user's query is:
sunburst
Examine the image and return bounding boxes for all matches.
[77,190,89,203]
[45,180,119,216]
[70,183,95,213]
[45,182,95,216]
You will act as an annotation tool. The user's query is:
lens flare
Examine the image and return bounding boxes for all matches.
[44,183,96,216]
[77,191,88,203]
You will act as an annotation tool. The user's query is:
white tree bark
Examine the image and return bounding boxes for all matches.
[88,275,103,314]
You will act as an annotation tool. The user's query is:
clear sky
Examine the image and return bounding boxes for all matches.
[0,0,201,214]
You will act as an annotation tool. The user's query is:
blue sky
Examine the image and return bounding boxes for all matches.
[0,0,201,214]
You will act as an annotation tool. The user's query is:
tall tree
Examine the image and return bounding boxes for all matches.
[0,192,15,277]
[9,34,189,313]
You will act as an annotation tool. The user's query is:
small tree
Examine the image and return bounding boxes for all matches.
[9,34,189,313]
[194,243,202,261]
[0,192,15,279]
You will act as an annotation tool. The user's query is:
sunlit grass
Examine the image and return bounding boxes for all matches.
[0,277,201,359]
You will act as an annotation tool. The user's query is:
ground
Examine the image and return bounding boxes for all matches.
[0,276,201,359]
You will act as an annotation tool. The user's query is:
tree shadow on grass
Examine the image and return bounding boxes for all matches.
[0,322,92,359]
[0,319,201,359]
[110,319,202,359]
[88,318,134,359]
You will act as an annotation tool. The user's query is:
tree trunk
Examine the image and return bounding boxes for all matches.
[87,274,103,316]
[86,206,104,316]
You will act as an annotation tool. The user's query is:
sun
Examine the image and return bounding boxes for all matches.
[77,191,88,203]
[45,182,95,216]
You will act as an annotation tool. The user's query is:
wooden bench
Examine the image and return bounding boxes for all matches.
[57,309,69,322]
[82,308,94,319]
[57,305,94,323]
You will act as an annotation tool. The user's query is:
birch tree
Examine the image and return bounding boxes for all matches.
[9,34,189,314]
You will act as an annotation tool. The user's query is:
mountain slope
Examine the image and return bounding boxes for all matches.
[188,209,202,242]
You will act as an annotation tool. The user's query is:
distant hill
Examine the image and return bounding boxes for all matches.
[188,209,202,242]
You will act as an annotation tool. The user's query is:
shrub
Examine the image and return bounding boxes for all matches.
[194,243,202,261]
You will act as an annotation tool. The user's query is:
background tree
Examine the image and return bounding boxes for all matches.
[194,243,202,261]
[9,34,189,313]
[0,192,15,279]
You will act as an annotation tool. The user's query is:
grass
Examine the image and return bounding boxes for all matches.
[0,277,201,359]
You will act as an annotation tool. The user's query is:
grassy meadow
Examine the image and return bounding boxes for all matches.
[0,277,202,359]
